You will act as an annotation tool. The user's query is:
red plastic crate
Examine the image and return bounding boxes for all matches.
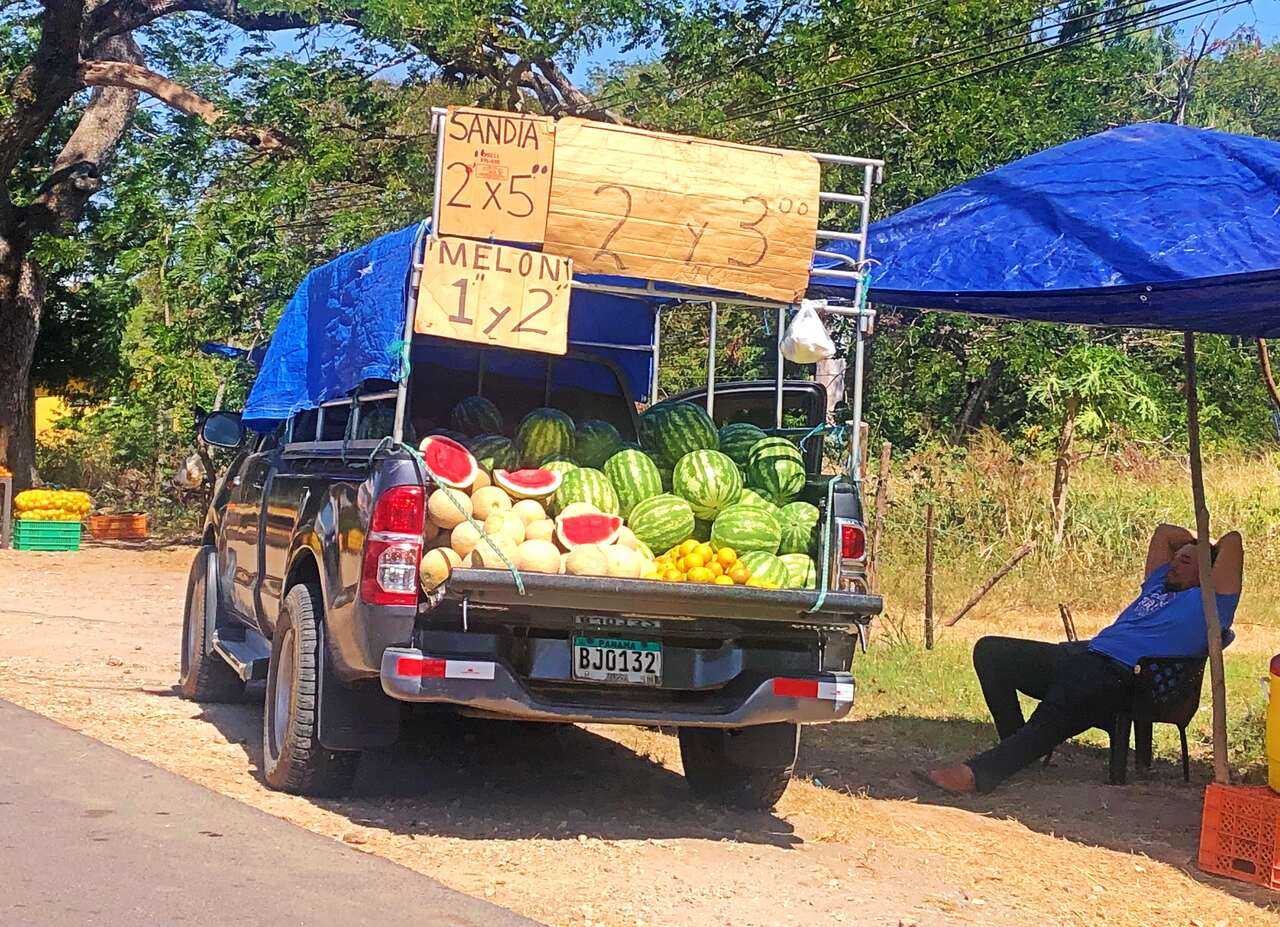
[1198,783,1280,891]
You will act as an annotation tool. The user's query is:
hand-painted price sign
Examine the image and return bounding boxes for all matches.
[414,237,572,355]
[543,119,821,303]
[436,107,555,244]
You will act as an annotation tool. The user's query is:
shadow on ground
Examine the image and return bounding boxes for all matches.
[191,690,799,849]
[799,715,1280,913]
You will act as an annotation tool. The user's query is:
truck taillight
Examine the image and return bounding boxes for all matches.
[839,522,866,561]
[361,486,424,606]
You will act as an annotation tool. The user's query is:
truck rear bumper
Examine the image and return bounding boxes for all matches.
[379,647,854,727]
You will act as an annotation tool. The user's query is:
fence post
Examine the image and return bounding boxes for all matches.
[924,502,935,650]
[869,441,891,590]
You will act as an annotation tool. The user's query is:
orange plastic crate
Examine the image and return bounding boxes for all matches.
[1198,783,1280,890]
[86,513,149,540]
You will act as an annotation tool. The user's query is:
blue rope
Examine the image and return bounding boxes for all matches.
[807,475,837,614]
[386,338,411,384]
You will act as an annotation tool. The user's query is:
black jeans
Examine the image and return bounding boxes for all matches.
[966,636,1133,793]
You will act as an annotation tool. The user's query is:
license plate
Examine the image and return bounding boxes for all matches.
[572,636,662,686]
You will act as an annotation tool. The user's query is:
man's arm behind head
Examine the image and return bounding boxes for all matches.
[1211,531,1244,596]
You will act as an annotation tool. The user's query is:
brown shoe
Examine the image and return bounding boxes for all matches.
[917,764,977,795]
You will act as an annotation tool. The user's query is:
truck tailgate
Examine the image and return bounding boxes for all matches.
[441,569,881,627]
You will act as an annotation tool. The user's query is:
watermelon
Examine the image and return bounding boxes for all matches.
[556,511,623,549]
[494,468,562,500]
[746,437,806,505]
[718,422,768,468]
[778,501,821,555]
[691,517,712,542]
[418,435,478,489]
[672,449,743,521]
[553,467,620,516]
[638,401,719,467]
[450,396,503,437]
[710,503,781,554]
[779,553,818,589]
[739,551,789,587]
[603,448,663,518]
[468,434,516,473]
[574,420,624,470]
[736,487,775,510]
[541,458,579,480]
[627,493,696,554]
[515,408,575,467]
[424,427,470,446]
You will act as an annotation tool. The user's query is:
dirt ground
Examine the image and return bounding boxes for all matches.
[1,545,1278,927]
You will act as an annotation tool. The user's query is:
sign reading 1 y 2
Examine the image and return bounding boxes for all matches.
[414,237,572,356]
[436,107,555,244]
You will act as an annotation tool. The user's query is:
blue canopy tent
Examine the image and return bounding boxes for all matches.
[818,122,1280,784]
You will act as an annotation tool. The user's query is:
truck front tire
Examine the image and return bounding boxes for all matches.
[262,583,360,795]
[678,722,799,811]
[178,546,245,703]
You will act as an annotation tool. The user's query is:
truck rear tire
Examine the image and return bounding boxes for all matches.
[678,722,799,811]
[262,583,360,796]
[178,546,245,703]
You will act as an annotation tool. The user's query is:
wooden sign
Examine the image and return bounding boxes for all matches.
[414,237,571,355]
[543,119,821,303]
[436,107,555,244]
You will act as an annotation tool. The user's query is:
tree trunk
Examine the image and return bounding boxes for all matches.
[951,358,1005,443]
[0,226,42,489]
[1051,395,1080,546]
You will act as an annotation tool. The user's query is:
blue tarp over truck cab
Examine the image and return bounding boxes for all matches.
[813,123,1280,336]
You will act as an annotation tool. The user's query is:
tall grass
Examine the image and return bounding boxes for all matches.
[873,432,1280,627]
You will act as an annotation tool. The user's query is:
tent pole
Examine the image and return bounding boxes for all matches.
[1184,331,1229,785]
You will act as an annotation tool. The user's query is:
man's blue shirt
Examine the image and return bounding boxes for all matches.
[1089,563,1239,668]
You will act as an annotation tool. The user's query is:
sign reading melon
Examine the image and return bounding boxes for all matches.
[436,107,555,243]
[543,119,821,303]
[414,237,571,355]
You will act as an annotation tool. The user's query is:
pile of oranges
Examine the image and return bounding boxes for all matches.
[651,539,777,587]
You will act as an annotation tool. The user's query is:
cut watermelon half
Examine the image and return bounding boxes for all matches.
[556,511,623,549]
[494,468,562,500]
[419,435,478,489]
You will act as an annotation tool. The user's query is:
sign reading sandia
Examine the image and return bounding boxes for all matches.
[414,237,572,355]
[436,107,555,244]
[543,119,821,303]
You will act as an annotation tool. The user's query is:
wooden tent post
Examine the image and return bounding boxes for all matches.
[1184,331,1230,784]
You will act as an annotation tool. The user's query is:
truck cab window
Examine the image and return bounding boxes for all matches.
[290,409,318,443]
[319,404,352,442]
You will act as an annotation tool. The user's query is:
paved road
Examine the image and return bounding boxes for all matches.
[0,699,541,927]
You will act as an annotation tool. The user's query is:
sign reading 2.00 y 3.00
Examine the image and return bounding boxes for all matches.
[414,237,572,355]
[436,107,555,244]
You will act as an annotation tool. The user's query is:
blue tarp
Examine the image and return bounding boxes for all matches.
[812,123,1280,336]
[244,224,664,427]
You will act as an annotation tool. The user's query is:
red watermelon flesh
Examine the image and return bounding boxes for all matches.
[556,512,623,549]
[419,435,478,489]
[494,468,562,499]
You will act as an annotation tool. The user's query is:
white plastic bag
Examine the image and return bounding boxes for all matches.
[780,300,836,364]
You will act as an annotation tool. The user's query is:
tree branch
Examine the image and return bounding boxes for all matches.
[87,0,356,46]
[78,59,287,150]
[533,56,623,123]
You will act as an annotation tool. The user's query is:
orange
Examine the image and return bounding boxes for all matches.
[662,568,685,582]
[713,575,735,586]
[715,547,738,567]
[708,561,724,577]
[686,566,714,583]
[681,552,706,571]
[696,542,714,561]
[679,539,700,556]
[728,564,751,585]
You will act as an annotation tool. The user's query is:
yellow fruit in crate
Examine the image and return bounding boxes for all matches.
[679,539,699,556]
[680,551,705,571]
[708,561,723,578]
[696,542,714,562]
[713,575,735,586]
[641,569,661,580]
[716,547,738,568]
[686,566,714,583]
[662,568,684,582]
[728,564,751,585]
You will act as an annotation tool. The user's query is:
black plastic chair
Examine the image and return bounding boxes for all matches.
[1107,655,1206,784]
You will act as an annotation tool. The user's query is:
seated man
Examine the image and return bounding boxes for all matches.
[925,523,1243,795]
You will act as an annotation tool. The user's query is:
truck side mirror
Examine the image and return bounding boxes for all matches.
[200,411,245,449]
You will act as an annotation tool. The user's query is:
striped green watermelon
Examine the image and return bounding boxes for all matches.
[778,553,818,589]
[639,401,719,467]
[736,487,775,510]
[627,493,696,554]
[468,434,516,473]
[778,501,820,555]
[739,551,788,587]
[710,503,781,554]
[603,448,663,518]
[540,458,579,480]
[746,437,806,505]
[672,449,742,521]
[450,396,503,437]
[691,517,712,542]
[574,420,624,470]
[516,408,575,467]
[553,467,619,515]
[718,422,768,468]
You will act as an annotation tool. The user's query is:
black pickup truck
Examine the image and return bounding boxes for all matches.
[183,349,881,809]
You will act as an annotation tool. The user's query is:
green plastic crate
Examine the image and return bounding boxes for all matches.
[13,519,82,551]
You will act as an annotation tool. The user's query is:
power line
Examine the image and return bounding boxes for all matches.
[713,0,1171,128]
[749,0,1246,143]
